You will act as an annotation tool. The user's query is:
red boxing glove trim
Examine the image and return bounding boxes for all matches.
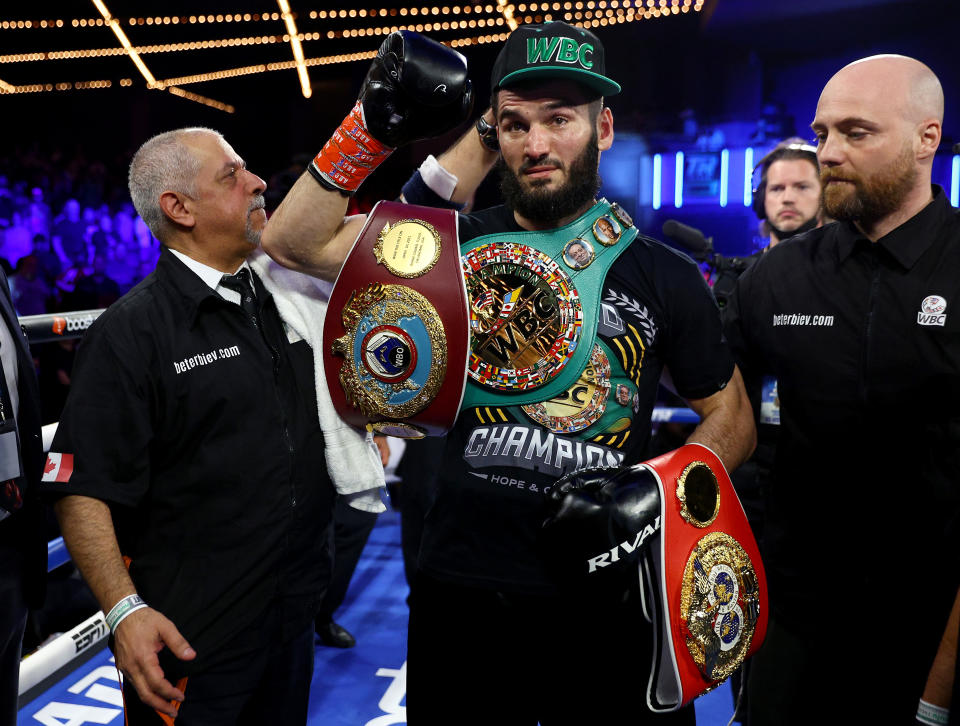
[312,101,394,192]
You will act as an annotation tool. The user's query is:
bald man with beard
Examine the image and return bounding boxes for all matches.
[724,55,960,724]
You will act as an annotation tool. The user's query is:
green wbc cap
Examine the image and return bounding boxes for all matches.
[491,21,621,97]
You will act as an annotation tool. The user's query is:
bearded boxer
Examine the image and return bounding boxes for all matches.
[43,32,475,725]
[263,21,756,723]
[724,55,960,725]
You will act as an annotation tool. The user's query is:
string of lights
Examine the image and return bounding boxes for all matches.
[0,1,687,30]
[277,0,312,97]
[1,1,697,60]
[0,36,289,64]
[0,2,701,108]
[498,0,520,30]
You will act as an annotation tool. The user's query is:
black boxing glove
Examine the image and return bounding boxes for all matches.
[310,31,474,195]
[541,465,662,584]
[362,31,473,146]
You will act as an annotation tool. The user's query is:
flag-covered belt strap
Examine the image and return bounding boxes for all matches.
[460,198,636,410]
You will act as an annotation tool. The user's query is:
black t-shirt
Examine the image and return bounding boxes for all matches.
[724,188,960,627]
[42,248,335,671]
[420,204,734,594]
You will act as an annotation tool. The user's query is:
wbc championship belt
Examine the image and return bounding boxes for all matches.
[460,199,636,409]
[639,444,768,712]
[322,200,469,438]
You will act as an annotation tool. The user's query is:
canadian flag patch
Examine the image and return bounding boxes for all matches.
[42,453,74,483]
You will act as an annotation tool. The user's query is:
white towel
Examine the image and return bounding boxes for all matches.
[249,250,386,513]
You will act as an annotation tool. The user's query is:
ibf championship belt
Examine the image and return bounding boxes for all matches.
[322,201,469,438]
[460,199,636,409]
[639,444,768,712]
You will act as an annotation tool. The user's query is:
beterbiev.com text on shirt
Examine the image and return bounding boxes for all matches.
[174,345,241,374]
[772,314,834,326]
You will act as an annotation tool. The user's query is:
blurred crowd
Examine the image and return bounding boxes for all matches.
[0,150,163,430]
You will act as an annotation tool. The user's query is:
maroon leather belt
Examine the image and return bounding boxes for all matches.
[322,200,469,438]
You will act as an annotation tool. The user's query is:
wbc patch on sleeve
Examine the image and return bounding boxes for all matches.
[42,452,74,483]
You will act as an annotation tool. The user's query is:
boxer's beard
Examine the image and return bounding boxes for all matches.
[498,130,602,226]
[821,142,917,227]
[768,215,818,242]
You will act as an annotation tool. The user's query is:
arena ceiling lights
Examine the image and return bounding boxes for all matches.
[0,0,702,113]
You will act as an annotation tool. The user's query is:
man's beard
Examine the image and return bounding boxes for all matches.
[498,131,602,226]
[245,194,266,246]
[821,143,917,227]
[768,215,818,242]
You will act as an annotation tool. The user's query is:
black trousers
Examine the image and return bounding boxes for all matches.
[122,620,314,726]
[0,547,27,726]
[407,573,696,726]
[315,495,379,624]
[747,612,944,725]
[391,437,444,587]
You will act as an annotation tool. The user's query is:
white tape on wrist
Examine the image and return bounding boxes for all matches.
[917,698,949,725]
[419,154,459,202]
[105,594,147,633]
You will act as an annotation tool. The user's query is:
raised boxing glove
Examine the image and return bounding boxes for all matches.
[311,31,474,194]
[541,464,662,584]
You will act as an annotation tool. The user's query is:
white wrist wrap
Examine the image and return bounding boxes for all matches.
[419,154,459,202]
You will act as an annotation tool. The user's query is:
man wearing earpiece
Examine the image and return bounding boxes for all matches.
[752,137,824,248]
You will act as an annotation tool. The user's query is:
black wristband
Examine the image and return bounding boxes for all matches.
[401,170,466,211]
[476,116,499,152]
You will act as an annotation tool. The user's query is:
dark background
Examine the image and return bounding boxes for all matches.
[2,0,958,253]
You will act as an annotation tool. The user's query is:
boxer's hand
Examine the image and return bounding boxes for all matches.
[113,607,196,717]
[311,31,473,194]
[361,30,473,147]
[541,465,661,582]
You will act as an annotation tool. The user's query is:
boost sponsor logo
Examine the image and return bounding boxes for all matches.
[52,313,98,335]
[173,345,241,374]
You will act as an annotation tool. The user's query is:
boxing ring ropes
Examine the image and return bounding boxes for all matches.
[15,307,702,704]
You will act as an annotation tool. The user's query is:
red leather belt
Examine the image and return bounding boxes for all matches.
[641,444,769,712]
[322,200,469,438]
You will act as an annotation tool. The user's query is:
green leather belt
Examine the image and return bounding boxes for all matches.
[461,198,636,410]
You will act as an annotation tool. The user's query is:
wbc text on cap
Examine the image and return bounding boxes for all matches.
[526,35,595,70]
[491,21,622,98]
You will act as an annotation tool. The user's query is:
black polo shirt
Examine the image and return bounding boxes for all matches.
[724,187,960,630]
[42,247,335,673]
[420,205,734,594]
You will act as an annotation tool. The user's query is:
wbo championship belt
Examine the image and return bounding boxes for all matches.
[321,200,469,438]
[639,444,769,712]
